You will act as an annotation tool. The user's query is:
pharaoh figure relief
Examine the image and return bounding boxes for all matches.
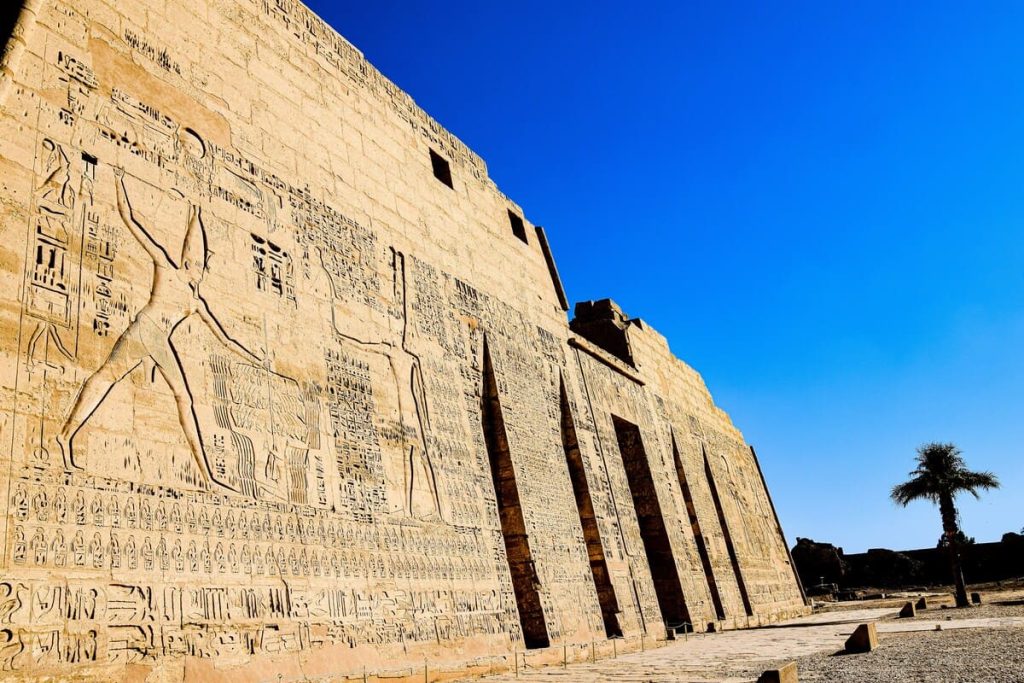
[57,168,264,490]
[50,159,444,520]
[313,245,444,521]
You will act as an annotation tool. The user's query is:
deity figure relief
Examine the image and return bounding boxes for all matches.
[57,167,262,489]
[314,246,443,521]
[38,139,75,211]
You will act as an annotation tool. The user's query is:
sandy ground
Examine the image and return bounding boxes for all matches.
[469,588,1024,682]
[796,628,1024,683]
[796,590,1024,683]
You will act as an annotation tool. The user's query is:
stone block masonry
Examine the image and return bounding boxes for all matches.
[0,0,807,680]
[845,623,880,653]
[758,661,799,683]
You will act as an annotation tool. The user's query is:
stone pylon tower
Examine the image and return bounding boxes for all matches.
[0,1,806,679]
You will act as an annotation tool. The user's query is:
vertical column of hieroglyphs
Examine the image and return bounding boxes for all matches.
[478,308,606,644]
[558,374,622,638]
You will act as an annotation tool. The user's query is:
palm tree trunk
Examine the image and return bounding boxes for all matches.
[939,493,970,608]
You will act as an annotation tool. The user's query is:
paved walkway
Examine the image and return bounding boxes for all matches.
[468,608,1024,683]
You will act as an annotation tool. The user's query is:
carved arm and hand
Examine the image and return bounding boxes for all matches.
[113,167,178,268]
[195,295,265,366]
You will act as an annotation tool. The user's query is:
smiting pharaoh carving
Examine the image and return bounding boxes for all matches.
[58,168,263,489]
[314,245,443,520]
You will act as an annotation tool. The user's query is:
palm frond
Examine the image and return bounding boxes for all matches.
[891,476,937,506]
[955,471,1000,498]
[895,443,1000,504]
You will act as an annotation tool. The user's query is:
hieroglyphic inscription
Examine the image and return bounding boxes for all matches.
[250,234,294,301]
[0,35,537,672]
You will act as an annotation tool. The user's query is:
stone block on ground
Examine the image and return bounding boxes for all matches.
[757,661,798,683]
[844,623,879,653]
[899,601,916,618]
[971,592,982,605]
[915,597,928,610]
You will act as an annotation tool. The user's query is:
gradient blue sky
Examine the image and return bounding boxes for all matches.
[305,1,1024,553]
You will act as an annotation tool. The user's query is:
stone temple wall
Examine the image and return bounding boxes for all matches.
[0,0,806,679]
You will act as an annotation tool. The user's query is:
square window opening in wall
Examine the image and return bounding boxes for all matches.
[508,210,528,244]
[429,149,453,189]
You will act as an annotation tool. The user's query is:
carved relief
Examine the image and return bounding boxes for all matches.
[314,246,442,520]
[57,169,263,488]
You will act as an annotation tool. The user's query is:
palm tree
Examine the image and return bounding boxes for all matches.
[891,442,999,607]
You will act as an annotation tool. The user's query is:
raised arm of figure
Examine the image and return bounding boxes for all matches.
[196,294,264,365]
[314,245,393,352]
[113,167,178,268]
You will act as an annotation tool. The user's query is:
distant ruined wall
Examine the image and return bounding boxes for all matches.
[0,0,805,679]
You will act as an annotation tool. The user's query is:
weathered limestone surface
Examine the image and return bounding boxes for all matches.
[0,0,807,679]
[757,661,799,683]
[844,623,879,653]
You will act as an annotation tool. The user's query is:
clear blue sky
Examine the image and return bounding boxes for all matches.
[305,1,1024,553]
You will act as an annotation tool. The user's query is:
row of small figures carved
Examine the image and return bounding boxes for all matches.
[11,483,484,554]
[11,524,497,581]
